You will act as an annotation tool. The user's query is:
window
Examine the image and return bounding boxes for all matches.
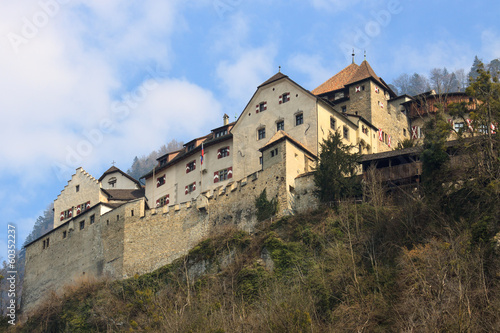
[214,167,233,183]
[90,215,95,224]
[259,156,263,165]
[186,160,196,173]
[258,102,267,112]
[117,215,119,221]
[186,143,195,151]
[403,128,407,136]
[157,195,170,207]
[280,92,290,104]
[215,129,228,138]
[80,221,85,230]
[277,120,284,131]
[43,238,50,249]
[159,158,167,167]
[343,126,349,140]
[270,148,278,157]
[478,124,488,134]
[76,185,80,192]
[454,122,464,132]
[76,201,90,215]
[295,113,303,126]
[330,117,336,130]
[157,175,166,187]
[341,106,347,113]
[186,182,196,194]
[63,231,67,239]
[108,177,117,188]
[131,210,134,217]
[258,128,266,140]
[218,146,230,159]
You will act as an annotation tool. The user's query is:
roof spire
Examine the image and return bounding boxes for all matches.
[352,49,355,64]
[278,65,281,73]
[364,50,366,61]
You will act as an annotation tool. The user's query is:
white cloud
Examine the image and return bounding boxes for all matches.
[216,46,277,104]
[287,53,334,90]
[480,30,500,61]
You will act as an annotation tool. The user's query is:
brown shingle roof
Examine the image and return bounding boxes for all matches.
[347,60,384,87]
[102,188,145,201]
[311,63,359,95]
[258,72,288,88]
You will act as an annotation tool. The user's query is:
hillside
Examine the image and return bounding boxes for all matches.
[7,185,500,332]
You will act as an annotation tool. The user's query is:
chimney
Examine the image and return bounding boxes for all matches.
[223,113,229,126]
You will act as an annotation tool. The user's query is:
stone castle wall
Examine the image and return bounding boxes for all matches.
[23,154,289,313]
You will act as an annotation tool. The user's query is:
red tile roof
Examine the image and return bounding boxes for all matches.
[311,63,359,95]
[347,60,384,87]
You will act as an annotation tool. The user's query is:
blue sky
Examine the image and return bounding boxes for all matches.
[1,0,499,261]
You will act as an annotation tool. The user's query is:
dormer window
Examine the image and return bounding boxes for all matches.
[108,177,117,188]
[187,143,195,152]
[215,129,227,138]
[159,158,167,167]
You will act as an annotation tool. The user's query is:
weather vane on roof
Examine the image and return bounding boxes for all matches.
[112,160,116,166]
[352,49,355,64]
[364,50,366,60]
[279,65,281,73]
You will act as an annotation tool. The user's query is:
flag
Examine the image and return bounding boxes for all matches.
[201,143,205,165]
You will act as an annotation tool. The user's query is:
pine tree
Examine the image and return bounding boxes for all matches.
[313,131,361,207]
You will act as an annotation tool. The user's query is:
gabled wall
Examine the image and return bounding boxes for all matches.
[232,78,318,180]
[100,171,140,190]
[53,168,102,228]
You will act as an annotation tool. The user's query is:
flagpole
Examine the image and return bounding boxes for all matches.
[200,143,204,194]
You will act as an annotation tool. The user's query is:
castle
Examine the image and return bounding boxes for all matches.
[22,58,478,313]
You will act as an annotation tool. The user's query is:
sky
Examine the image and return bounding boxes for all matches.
[1,0,499,261]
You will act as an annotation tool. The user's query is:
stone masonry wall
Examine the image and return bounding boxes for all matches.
[121,152,288,277]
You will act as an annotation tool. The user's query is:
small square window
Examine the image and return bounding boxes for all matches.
[63,231,67,239]
[76,185,80,192]
[90,215,95,224]
[277,121,284,131]
[454,122,464,132]
[341,106,347,113]
[80,221,85,230]
[258,128,266,140]
[270,148,278,157]
[259,102,267,112]
[295,113,303,126]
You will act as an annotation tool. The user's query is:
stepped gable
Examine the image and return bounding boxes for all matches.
[311,63,359,95]
[98,166,142,187]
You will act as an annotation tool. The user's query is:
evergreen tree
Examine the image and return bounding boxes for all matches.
[23,203,54,246]
[313,131,361,207]
[468,55,482,83]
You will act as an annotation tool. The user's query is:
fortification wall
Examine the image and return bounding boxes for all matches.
[121,156,288,277]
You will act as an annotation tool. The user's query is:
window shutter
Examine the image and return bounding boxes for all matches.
[227,147,230,156]
[217,148,221,159]
[60,212,64,221]
[76,205,81,214]
[279,95,283,104]
[388,135,391,147]
[378,129,383,141]
[156,199,160,207]
[193,161,196,170]
[193,182,196,191]
[86,201,90,209]
[186,163,189,173]
[228,167,233,179]
[411,126,418,139]
[214,171,219,183]
[68,209,72,218]
[466,119,473,131]
[256,104,259,113]
[286,93,290,102]
[166,195,170,205]
[185,186,188,195]
[264,102,267,111]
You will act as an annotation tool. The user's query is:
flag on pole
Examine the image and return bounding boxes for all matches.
[201,143,205,165]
